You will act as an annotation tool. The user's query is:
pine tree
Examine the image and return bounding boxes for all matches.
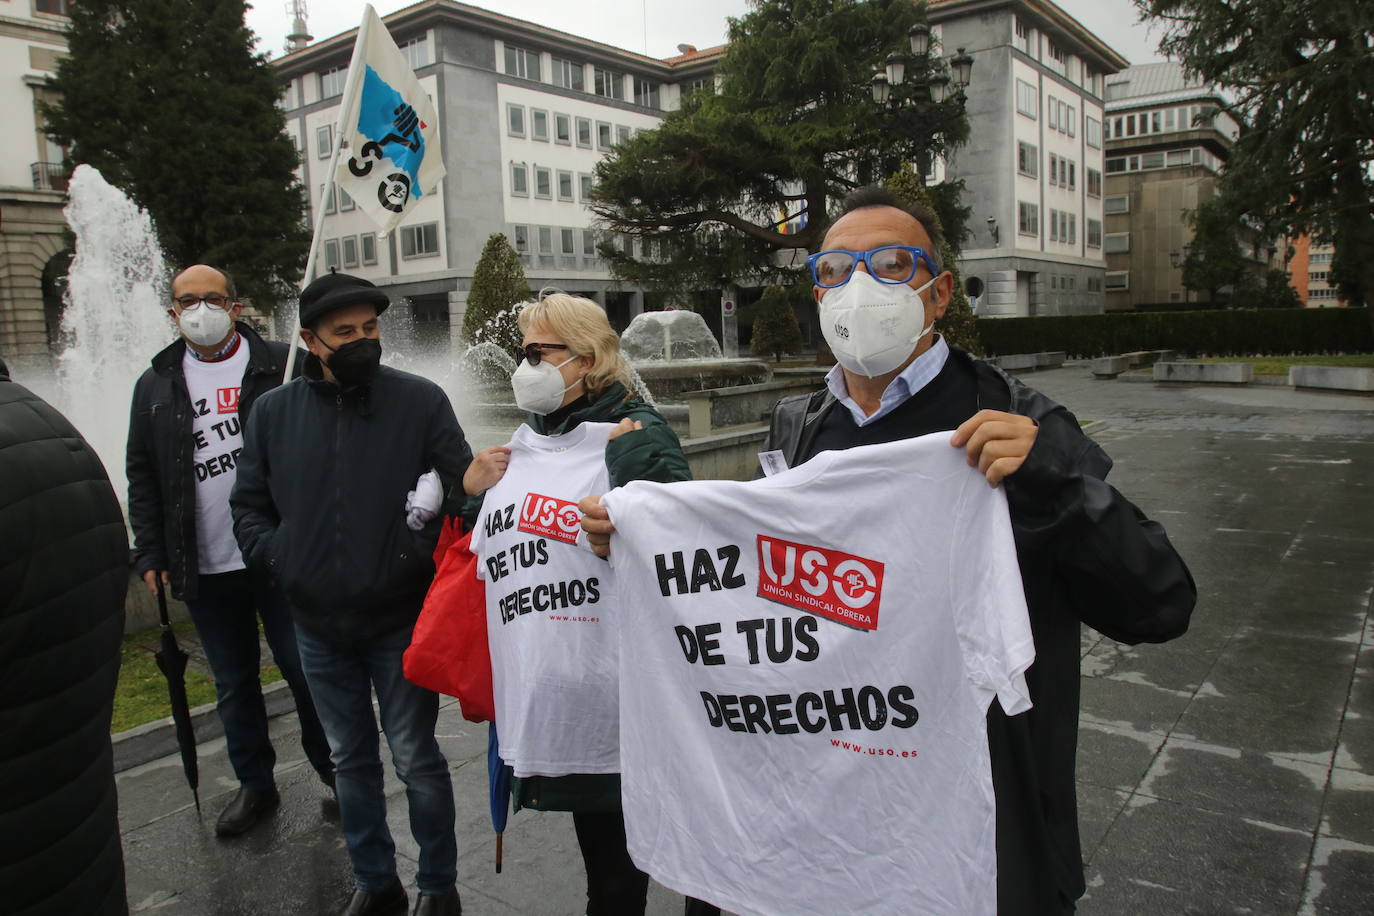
[463,233,531,353]
[44,0,309,309]
[749,284,804,361]
[1136,0,1374,332]
[886,166,981,354]
[590,0,970,298]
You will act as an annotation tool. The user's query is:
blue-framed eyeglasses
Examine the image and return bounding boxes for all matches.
[806,245,939,289]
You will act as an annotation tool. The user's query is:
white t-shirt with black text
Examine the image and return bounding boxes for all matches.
[182,339,250,574]
[471,421,621,778]
[602,433,1034,916]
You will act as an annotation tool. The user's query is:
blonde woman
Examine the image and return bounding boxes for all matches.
[469,293,689,915]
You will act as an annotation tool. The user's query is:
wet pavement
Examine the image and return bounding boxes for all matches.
[115,366,1374,915]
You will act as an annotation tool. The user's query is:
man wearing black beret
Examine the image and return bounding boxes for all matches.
[232,272,498,916]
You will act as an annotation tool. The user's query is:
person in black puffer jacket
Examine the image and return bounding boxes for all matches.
[0,357,130,916]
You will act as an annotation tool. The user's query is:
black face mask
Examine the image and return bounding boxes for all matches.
[320,337,382,387]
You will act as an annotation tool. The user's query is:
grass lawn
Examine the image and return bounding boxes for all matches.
[113,620,282,734]
[1202,354,1374,375]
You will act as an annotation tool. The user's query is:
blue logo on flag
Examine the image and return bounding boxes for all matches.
[346,66,430,212]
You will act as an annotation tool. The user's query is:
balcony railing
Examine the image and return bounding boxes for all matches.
[32,162,69,192]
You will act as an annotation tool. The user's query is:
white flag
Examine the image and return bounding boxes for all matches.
[334,4,445,234]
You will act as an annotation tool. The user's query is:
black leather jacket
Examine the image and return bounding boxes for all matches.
[763,347,1196,913]
[126,323,297,601]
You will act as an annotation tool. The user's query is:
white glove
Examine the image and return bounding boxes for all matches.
[405,469,443,531]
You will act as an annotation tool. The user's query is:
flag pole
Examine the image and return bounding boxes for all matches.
[283,5,377,383]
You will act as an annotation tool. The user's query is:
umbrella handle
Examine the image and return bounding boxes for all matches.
[155,575,171,629]
[495,833,503,874]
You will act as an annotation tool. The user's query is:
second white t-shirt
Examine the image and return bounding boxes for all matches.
[601,433,1035,916]
[471,421,621,778]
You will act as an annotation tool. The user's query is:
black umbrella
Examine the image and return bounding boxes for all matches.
[153,576,200,813]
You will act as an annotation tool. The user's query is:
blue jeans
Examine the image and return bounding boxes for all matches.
[293,622,457,894]
[185,570,332,789]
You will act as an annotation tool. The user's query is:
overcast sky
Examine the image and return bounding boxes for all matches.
[246,0,1169,67]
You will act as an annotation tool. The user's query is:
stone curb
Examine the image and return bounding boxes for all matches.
[111,679,298,774]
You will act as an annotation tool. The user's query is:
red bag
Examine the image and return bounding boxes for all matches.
[403,524,495,723]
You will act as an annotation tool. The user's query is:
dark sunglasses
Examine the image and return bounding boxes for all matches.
[514,342,570,366]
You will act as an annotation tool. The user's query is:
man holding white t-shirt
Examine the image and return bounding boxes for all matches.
[583,187,1196,914]
[127,264,333,838]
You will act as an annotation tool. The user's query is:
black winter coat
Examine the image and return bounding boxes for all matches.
[231,358,474,643]
[1,364,130,916]
[764,347,1196,914]
[126,323,297,601]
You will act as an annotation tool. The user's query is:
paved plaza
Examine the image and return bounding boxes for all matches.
[115,366,1374,915]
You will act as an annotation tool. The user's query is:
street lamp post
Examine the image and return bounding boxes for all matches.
[1169,243,1192,307]
[867,25,974,181]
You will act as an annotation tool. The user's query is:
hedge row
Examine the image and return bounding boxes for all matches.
[976,308,1373,358]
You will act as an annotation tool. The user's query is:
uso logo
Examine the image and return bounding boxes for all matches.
[518,493,582,545]
[216,387,241,414]
[755,535,885,631]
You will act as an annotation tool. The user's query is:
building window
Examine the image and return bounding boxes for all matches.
[1105,271,1129,291]
[1087,219,1102,249]
[593,67,623,100]
[561,227,576,255]
[1104,232,1130,253]
[1087,168,1102,198]
[557,170,574,201]
[582,229,597,256]
[1046,39,1066,76]
[531,109,549,141]
[401,222,440,259]
[1017,141,1038,177]
[1018,201,1039,237]
[401,35,429,69]
[324,238,340,271]
[596,121,613,150]
[633,77,660,108]
[538,227,554,268]
[1048,94,1058,130]
[1066,161,1076,190]
[683,76,712,97]
[507,104,525,137]
[511,162,528,196]
[339,186,355,212]
[1066,104,1076,137]
[575,117,592,148]
[316,125,333,158]
[1014,17,1033,55]
[552,56,584,91]
[505,45,540,81]
[322,183,336,215]
[342,236,360,268]
[1167,149,1191,167]
[513,225,530,256]
[1104,194,1130,214]
[555,113,571,144]
[36,0,73,14]
[579,173,594,201]
[1140,151,1166,170]
[1105,157,1127,174]
[361,234,378,266]
[616,125,632,145]
[534,166,552,198]
[1016,80,1038,119]
[319,67,346,99]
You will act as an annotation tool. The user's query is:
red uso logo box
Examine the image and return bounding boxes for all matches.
[755,535,885,630]
[518,492,582,545]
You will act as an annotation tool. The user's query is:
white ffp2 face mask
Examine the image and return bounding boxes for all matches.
[818,269,937,377]
[176,301,235,348]
[511,355,582,415]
